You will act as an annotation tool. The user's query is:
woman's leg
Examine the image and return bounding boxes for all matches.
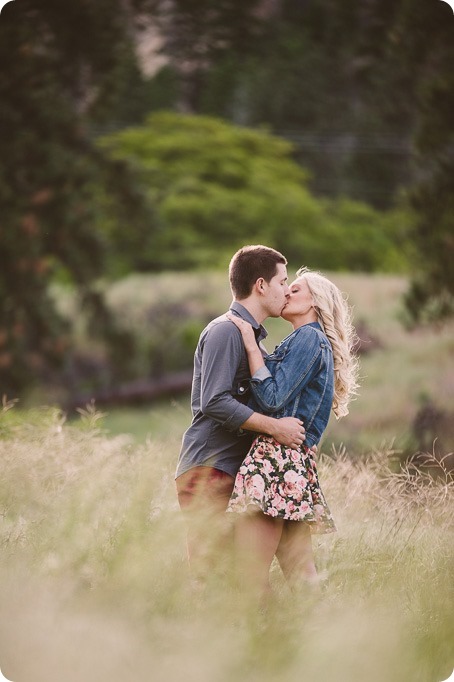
[234,511,284,600]
[275,521,318,589]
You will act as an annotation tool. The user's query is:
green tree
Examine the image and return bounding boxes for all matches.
[401,3,454,322]
[145,0,264,112]
[356,0,454,321]
[100,111,406,272]
[144,0,418,209]
[0,0,154,394]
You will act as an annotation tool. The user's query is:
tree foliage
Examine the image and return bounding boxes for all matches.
[146,0,416,208]
[396,1,454,322]
[144,0,264,111]
[100,111,406,272]
[0,0,154,394]
[142,0,454,321]
[342,0,454,322]
[1,0,452,397]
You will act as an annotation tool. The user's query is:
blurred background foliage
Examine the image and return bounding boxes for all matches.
[0,0,453,402]
[99,112,408,272]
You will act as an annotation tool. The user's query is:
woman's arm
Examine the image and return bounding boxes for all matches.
[226,313,265,376]
[229,316,322,413]
[227,314,318,453]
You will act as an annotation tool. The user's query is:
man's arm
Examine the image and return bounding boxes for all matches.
[199,321,255,431]
[222,315,307,449]
[227,314,320,414]
[240,413,306,450]
[200,319,307,450]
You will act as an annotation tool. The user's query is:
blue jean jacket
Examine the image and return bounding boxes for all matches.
[249,321,334,448]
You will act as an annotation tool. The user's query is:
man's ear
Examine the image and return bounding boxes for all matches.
[254,277,266,295]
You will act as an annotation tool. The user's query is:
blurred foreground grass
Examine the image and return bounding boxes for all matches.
[0,405,453,682]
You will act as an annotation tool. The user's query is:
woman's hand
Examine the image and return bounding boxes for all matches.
[226,313,257,350]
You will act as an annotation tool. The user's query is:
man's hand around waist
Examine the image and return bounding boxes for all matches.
[240,413,306,450]
[274,419,317,455]
[268,416,307,449]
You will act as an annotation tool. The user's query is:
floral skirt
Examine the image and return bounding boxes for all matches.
[227,435,336,534]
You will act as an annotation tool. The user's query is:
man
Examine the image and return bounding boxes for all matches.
[175,245,306,574]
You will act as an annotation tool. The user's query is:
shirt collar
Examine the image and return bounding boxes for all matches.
[229,301,268,342]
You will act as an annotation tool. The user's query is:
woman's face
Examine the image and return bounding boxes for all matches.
[281,277,314,321]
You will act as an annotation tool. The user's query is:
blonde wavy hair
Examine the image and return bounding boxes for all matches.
[296,267,360,418]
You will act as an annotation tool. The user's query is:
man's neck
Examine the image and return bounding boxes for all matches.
[234,298,267,325]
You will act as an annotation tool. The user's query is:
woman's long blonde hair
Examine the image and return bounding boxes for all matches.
[296,267,360,418]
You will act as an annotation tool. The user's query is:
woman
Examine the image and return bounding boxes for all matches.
[226,267,359,596]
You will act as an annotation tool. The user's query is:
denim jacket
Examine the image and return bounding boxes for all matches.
[249,321,334,448]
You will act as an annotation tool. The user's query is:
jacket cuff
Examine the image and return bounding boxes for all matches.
[251,366,272,382]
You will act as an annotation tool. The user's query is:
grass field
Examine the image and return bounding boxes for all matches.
[1,272,453,681]
[0,404,453,682]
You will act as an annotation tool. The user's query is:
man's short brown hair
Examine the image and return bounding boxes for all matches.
[229,245,287,300]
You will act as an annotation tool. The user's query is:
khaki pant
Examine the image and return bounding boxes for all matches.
[176,466,235,575]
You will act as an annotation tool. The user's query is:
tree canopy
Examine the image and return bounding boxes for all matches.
[0,0,154,393]
[141,0,454,321]
[100,111,407,272]
[0,0,452,395]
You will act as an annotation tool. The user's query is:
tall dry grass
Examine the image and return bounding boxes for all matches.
[1,403,453,682]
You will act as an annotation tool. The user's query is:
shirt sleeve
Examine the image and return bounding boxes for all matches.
[250,327,322,413]
[200,321,254,431]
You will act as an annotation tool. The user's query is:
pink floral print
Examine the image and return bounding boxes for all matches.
[227,435,336,534]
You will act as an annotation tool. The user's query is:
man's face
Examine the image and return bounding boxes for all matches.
[262,263,289,317]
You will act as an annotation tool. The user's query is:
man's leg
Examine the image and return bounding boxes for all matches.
[176,467,235,580]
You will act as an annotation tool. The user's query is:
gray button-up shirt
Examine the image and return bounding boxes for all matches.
[175,302,267,479]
